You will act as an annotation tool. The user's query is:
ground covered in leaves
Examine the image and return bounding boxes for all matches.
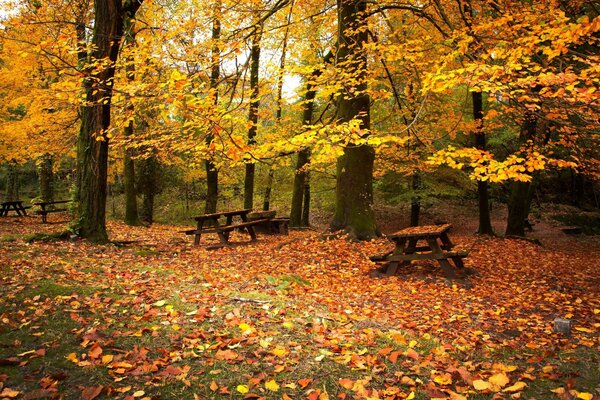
[0,210,598,399]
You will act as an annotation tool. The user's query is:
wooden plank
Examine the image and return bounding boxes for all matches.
[388,224,452,239]
[215,219,270,233]
[386,251,469,262]
[193,209,252,221]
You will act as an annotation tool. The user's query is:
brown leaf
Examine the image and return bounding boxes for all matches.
[81,385,103,400]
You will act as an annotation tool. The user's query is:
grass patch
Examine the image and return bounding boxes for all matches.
[553,212,600,235]
[23,231,70,243]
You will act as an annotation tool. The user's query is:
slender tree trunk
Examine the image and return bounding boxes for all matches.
[138,153,158,225]
[205,1,221,214]
[410,172,421,226]
[5,162,19,202]
[331,0,377,240]
[302,173,310,226]
[262,167,274,211]
[472,91,494,235]
[75,0,143,242]
[123,17,141,226]
[38,154,54,204]
[290,150,309,226]
[243,25,262,210]
[506,112,537,236]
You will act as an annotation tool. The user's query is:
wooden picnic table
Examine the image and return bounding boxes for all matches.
[33,200,72,223]
[372,224,469,279]
[185,209,269,247]
[0,200,30,217]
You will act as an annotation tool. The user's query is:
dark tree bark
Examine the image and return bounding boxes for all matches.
[472,91,495,235]
[410,172,421,226]
[302,173,310,227]
[330,0,377,240]
[506,112,538,236]
[205,1,221,214]
[243,25,262,210]
[74,0,143,242]
[290,149,309,226]
[5,162,19,202]
[123,17,141,226]
[137,153,159,225]
[262,167,274,211]
[38,154,54,204]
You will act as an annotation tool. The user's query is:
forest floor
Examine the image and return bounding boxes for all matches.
[0,202,598,400]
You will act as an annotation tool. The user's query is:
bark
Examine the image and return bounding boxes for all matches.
[506,112,537,236]
[473,91,495,235]
[75,0,143,242]
[290,149,309,226]
[5,162,19,202]
[123,17,141,226]
[331,0,377,240]
[38,154,54,204]
[302,173,310,227]
[138,153,158,225]
[262,167,274,211]
[243,25,262,210]
[205,1,220,214]
[410,172,421,227]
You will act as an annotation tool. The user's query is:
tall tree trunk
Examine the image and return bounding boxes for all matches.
[410,172,421,226]
[473,91,494,235]
[5,162,19,202]
[331,0,377,240]
[123,17,141,226]
[290,150,309,226]
[243,25,262,210]
[302,173,310,226]
[205,0,221,214]
[38,154,54,204]
[506,112,537,236]
[75,0,143,242]
[262,167,274,211]
[138,153,158,225]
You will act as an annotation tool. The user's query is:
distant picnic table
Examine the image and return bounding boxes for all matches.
[372,224,469,279]
[184,209,269,247]
[33,200,72,223]
[0,201,30,217]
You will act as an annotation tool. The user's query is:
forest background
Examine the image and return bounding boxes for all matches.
[0,0,598,240]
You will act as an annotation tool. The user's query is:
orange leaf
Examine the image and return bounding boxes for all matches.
[298,378,312,388]
[210,381,218,392]
[338,378,354,389]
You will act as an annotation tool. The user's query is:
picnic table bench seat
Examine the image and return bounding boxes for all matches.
[33,200,72,223]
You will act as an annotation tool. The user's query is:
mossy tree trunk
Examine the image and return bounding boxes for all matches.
[243,25,262,210]
[506,112,537,237]
[290,149,309,226]
[302,173,310,226]
[123,16,141,226]
[38,154,54,204]
[205,1,221,214]
[330,0,377,240]
[473,91,495,235]
[75,0,143,242]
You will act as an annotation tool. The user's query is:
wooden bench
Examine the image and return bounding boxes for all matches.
[33,200,72,223]
[185,209,268,247]
[0,201,30,216]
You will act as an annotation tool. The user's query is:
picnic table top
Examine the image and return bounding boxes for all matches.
[193,209,252,221]
[1,200,25,206]
[388,224,452,239]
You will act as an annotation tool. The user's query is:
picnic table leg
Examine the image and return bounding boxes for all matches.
[439,232,454,251]
[194,220,205,246]
[246,225,258,241]
[426,237,456,279]
[217,231,230,246]
[386,237,408,276]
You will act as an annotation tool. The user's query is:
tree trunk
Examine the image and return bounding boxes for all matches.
[123,17,141,226]
[331,0,377,240]
[5,162,19,202]
[74,0,143,242]
[472,91,494,235]
[506,112,537,236]
[205,1,220,214]
[262,167,274,211]
[243,25,262,210]
[138,153,158,225]
[38,154,54,204]
[410,172,421,226]
[302,173,310,227]
[290,149,309,226]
